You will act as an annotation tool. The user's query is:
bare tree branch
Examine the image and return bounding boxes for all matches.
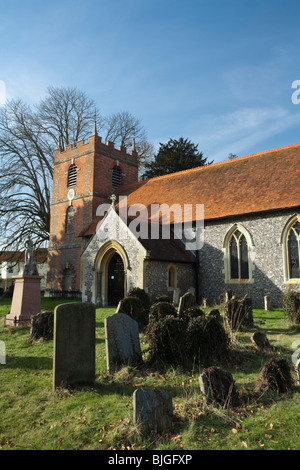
[0,87,154,254]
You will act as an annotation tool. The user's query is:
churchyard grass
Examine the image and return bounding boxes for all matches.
[0,298,299,450]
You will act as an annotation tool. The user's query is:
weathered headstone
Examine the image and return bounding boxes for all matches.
[264,295,271,311]
[199,366,238,407]
[105,312,142,373]
[0,340,6,365]
[172,287,181,306]
[251,331,272,351]
[224,295,254,331]
[178,291,196,316]
[188,286,196,296]
[296,359,300,383]
[133,388,173,436]
[30,311,54,341]
[257,357,293,393]
[53,303,95,389]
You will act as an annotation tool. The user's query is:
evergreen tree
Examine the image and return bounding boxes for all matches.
[141,137,212,179]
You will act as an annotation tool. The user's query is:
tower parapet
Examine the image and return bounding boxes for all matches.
[47,127,139,292]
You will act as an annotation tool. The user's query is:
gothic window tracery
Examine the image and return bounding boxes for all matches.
[287,220,300,279]
[224,224,252,283]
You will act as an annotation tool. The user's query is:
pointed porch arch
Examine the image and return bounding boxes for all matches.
[94,241,130,306]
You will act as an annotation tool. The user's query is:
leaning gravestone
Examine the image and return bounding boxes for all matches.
[172,287,181,306]
[199,366,239,407]
[53,303,95,389]
[251,331,272,351]
[224,295,254,331]
[296,359,300,383]
[257,357,293,393]
[105,313,142,373]
[133,388,173,436]
[178,291,196,316]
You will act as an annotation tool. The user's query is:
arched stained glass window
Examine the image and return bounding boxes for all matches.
[288,220,300,279]
[229,230,249,280]
[168,265,176,288]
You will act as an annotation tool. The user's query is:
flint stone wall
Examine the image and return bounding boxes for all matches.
[197,210,300,308]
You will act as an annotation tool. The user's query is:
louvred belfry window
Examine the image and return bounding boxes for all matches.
[67,164,77,188]
[112,165,122,188]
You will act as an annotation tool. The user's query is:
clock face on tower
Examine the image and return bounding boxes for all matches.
[67,188,75,201]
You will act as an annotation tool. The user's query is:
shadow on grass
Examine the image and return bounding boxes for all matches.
[4,355,52,370]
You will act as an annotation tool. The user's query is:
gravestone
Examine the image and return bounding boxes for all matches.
[105,312,142,373]
[133,388,173,436]
[224,295,253,331]
[0,340,6,364]
[264,295,271,311]
[199,366,238,407]
[30,311,54,341]
[53,303,95,389]
[257,357,293,393]
[172,288,181,306]
[296,359,300,383]
[251,331,272,351]
[178,291,196,316]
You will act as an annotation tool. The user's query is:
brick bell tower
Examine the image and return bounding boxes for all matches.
[46,123,139,293]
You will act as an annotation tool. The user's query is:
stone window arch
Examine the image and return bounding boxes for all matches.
[168,264,177,288]
[281,215,300,282]
[223,224,254,283]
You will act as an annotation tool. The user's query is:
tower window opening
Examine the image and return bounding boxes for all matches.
[112,165,122,188]
[67,164,77,188]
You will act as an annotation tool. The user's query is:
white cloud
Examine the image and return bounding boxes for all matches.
[191,106,300,162]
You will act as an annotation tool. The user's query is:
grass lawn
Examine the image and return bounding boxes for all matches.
[0,297,299,451]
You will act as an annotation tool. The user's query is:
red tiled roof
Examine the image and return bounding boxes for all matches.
[80,143,300,236]
[114,143,300,223]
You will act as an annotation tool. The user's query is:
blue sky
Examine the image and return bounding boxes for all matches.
[1,0,300,162]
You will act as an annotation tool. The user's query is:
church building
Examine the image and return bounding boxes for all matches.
[46,125,300,308]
